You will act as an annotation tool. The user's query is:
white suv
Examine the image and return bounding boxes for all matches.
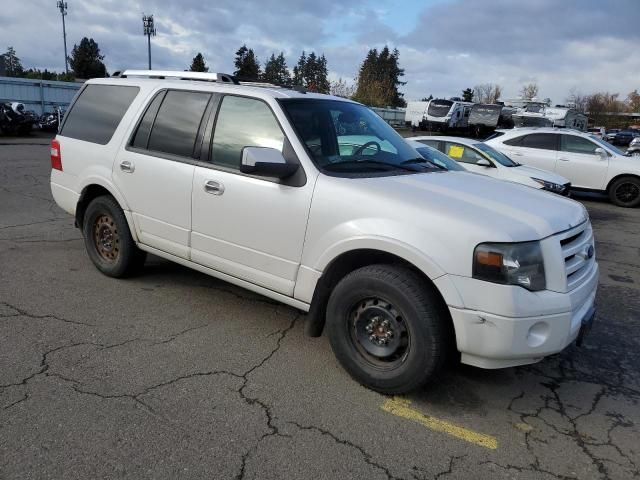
[50,71,598,393]
[486,127,640,207]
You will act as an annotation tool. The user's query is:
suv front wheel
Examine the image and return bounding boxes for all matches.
[609,176,640,208]
[82,195,146,277]
[326,264,449,394]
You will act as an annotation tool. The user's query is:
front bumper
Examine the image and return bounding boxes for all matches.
[441,262,598,369]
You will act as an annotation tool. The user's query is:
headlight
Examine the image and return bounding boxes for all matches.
[531,177,568,194]
[473,241,546,291]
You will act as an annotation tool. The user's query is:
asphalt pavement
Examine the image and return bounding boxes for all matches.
[1,140,639,479]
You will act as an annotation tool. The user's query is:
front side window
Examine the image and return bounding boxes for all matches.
[212,96,284,169]
[415,146,465,171]
[561,135,598,155]
[520,133,558,151]
[474,142,518,166]
[147,90,211,157]
[445,142,486,165]
[61,84,139,144]
[281,99,433,175]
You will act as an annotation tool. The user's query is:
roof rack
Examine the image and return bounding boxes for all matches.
[112,69,307,93]
[116,70,240,84]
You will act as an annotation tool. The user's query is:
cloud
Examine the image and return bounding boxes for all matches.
[4,0,639,106]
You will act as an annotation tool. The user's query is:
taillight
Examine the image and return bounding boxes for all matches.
[50,139,62,171]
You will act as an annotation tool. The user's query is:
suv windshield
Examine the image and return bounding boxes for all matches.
[280,99,435,175]
[474,142,519,166]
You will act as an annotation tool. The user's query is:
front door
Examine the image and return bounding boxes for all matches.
[505,133,559,172]
[556,134,609,189]
[191,95,312,296]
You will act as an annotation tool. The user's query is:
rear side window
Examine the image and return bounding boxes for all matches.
[61,84,139,144]
[212,95,284,169]
[131,91,165,149]
[148,90,211,157]
[561,135,598,154]
[508,133,558,150]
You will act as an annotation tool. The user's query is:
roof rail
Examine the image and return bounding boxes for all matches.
[118,70,240,85]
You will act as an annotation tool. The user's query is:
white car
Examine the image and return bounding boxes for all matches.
[412,135,571,195]
[50,70,598,393]
[486,127,640,207]
[405,139,468,171]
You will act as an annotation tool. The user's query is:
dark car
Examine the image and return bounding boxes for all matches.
[605,128,620,142]
[613,130,640,146]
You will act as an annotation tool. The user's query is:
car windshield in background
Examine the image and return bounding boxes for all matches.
[280,99,436,175]
[415,147,466,171]
[590,135,627,156]
[474,142,519,167]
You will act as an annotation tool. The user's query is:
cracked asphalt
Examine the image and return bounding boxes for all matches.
[1,141,639,479]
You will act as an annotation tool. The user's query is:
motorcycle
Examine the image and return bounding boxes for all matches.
[0,102,37,136]
[39,106,65,133]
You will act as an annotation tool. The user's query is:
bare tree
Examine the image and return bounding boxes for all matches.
[520,83,539,100]
[473,83,502,104]
[330,77,356,98]
[627,89,640,112]
[567,87,588,112]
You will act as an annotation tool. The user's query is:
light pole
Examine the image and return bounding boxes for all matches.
[142,14,156,70]
[57,1,69,74]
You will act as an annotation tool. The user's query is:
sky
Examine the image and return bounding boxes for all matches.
[4,0,640,105]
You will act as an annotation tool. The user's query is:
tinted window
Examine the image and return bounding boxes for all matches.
[503,135,525,146]
[474,142,518,167]
[561,135,598,154]
[521,134,558,150]
[417,139,442,151]
[148,90,211,157]
[212,96,284,169]
[131,91,165,149]
[61,84,139,144]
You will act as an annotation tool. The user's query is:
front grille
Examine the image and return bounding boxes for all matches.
[558,222,595,291]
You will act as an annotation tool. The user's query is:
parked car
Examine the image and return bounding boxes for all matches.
[612,129,640,146]
[628,137,640,157]
[0,102,37,135]
[404,139,467,171]
[605,129,620,142]
[412,135,571,195]
[486,127,640,207]
[50,70,598,393]
[587,127,605,139]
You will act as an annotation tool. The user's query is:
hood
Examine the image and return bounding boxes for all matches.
[350,171,586,241]
[509,164,570,185]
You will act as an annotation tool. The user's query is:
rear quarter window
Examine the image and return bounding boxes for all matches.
[60,84,139,144]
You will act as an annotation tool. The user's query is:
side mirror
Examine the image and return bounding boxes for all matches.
[594,147,608,159]
[476,158,492,167]
[240,146,299,178]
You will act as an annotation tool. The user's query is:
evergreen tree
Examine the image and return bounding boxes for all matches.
[1,47,24,77]
[233,45,261,79]
[68,38,107,78]
[353,46,406,107]
[462,88,474,102]
[189,52,208,72]
[291,51,329,93]
[262,52,290,85]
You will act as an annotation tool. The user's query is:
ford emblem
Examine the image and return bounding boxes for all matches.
[586,245,594,259]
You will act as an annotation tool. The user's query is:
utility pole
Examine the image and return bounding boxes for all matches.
[142,14,156,69]
[57,1,69,74]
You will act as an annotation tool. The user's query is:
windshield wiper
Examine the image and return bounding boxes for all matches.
[400,158,445,170]
[325,159,417,172]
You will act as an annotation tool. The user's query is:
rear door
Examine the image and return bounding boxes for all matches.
[113,89,212,258]
[556,134,609,189]
[503,133,559,172]
[190,94,312,296]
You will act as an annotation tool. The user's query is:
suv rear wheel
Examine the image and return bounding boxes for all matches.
[326,264,449,394]
[609,176,640,208]
[82,196,146,277]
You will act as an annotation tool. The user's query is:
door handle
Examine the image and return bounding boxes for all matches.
[511,151,523,156]
[204,180,225,195]
[558,157,570,162]
[119,160,135,173]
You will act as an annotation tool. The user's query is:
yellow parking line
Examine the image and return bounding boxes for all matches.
[381,397,498,450]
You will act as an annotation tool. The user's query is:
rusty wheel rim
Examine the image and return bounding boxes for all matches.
[93,214,120,262]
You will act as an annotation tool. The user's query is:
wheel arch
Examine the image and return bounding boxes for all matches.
[304,248,455,342]
[606,173,640,193]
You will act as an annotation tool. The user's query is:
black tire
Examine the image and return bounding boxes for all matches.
[608,176,640,208]
[326,264,449,394]
[82,195,146,277]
